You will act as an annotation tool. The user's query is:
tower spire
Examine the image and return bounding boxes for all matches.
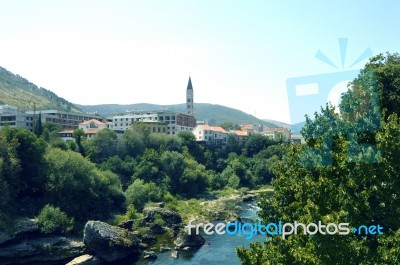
[186,76,194,116]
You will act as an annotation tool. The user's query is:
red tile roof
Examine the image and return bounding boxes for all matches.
[58,130,74,134]
[233,130,247,136]
[80,119,105,126]
[196,125,227,133]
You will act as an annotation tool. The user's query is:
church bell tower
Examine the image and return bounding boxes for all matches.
[186,77,194,116]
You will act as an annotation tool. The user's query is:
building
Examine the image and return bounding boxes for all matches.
[26,110,104,130]
[0,105,34,131]
[130,120,168,134]
[262,127,291,141]
[193,125,228,146]
[240,123,263,135]
[111,77,196,135]
[112,111,196,135]
[290,134,305,144]
[58,119,107,141]
[79,119,107,139]
[229,130,248,147]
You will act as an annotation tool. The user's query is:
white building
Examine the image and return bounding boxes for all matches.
[112,111,196,135]
[58,119,107,141]
[193,125,228,146]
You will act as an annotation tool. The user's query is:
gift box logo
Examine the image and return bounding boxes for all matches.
[286,38,381,167]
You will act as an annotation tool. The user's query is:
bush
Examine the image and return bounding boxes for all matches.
[125,204,140,220]
[37,204,74,234]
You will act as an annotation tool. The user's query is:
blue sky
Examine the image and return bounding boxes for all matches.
[0,0,399,123]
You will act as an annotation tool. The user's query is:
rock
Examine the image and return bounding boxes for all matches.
[171,250,179,258]
[242,194,257,202]
[154,202,164,208]
[0,236,85,265]
[225,214,241,224]
[143,207,182,226]
[140,234,156,245]
[174,228,205,249]
[159,246,171,252]
[143,250,157,259]
[149,223,166,234]
[0,218,40,245]
[83,221,139,263]
[66,254,101,265]
[118,220,134,230]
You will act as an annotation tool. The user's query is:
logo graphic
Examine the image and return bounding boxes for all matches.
[187,219,384,240]
[286,38,381,167]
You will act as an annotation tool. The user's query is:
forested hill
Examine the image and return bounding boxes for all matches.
[0,66,81,112]
[77,103,278,127]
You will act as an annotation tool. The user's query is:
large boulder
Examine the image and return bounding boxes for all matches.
[143,207,182,226]
[0,236,85,265]
[0,218,40,245]
[83,221,139,262]
[174,228,205,249]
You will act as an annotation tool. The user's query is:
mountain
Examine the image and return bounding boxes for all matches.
[0,66,81,112]
[262,119,291,129]
[77,103,278,127]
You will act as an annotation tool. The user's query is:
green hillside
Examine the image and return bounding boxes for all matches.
[77,103,279,127]
[0,66,80,112]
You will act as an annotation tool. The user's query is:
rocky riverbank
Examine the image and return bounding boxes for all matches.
[0,189,273,264]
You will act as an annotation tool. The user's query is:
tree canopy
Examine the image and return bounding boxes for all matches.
[237,53,400,264]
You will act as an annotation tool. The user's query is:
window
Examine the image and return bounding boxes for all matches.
[153,127,156,133]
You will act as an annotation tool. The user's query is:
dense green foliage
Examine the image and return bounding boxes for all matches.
[0,111,283,235]
[237,53,400,264]
[37,204,74,234]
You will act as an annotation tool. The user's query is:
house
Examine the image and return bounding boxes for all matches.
[263,127,291,141]
[229,130,248,147]
[193,125,228,146]
[58,119,107,141]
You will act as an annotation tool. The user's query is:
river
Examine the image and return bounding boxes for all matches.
[134,201,264,265]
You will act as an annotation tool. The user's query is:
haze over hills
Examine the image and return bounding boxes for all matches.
[0,66,80,112]
[77,103,279,127]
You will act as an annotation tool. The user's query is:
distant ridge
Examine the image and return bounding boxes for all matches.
[0,66,80,112]
[262,119,291,129]
[77,103,279,127]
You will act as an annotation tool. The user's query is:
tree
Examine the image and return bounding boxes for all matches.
[219,121,241,131]
[3,128,47,201]
[44,148,123,220]
[120,129,145,158]
[41,122,63,142]
[85,129,118,163]
[34,112,43,137]
[244,134,273,156]
[73,129,86,156]
[0,132,20,225]
[237,53,400,265]
[125,179,148,211]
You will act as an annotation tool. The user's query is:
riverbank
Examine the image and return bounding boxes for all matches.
[0,187,273,265]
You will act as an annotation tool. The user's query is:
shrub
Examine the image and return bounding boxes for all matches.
[37,204,74,234]
[125,204,140,220]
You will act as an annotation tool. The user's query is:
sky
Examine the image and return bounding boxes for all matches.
[0,0,399,123]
